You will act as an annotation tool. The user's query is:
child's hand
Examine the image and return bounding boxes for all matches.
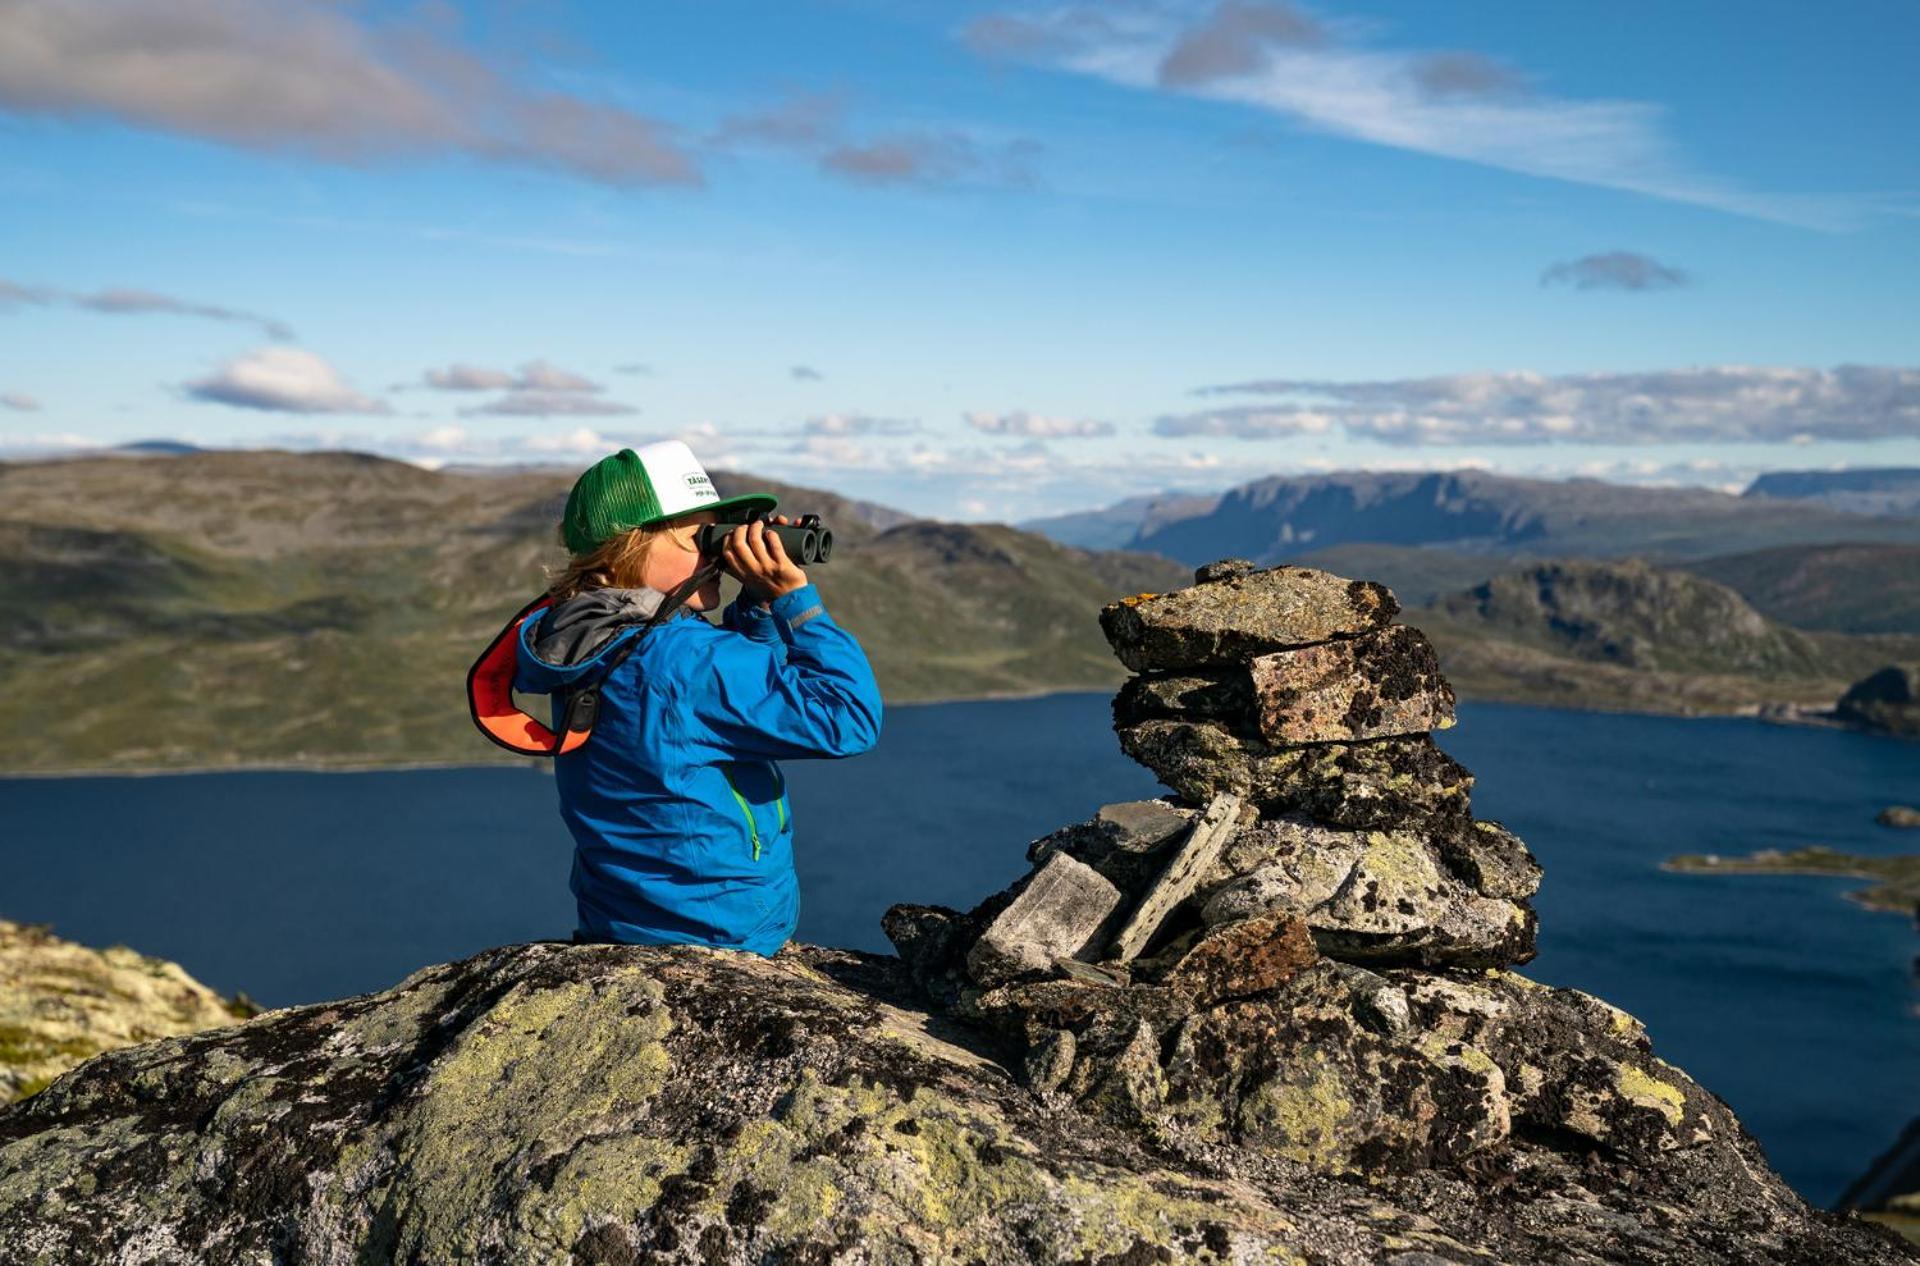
[721,515,808,605]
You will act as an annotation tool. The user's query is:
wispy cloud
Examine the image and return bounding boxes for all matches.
[1541,251,1689,291]
[1168,364,1920,445]
[424,359,605,393]
[964,409,1115,438]
[459,393,637,418]
[710,86,1043,190]
[790,364,824,382]
[1,275,291,338]
[184,346,387,414]
[0,0,699,188]
[1,391,39,411]
[962,2,1878,229]
[801,413,922,436]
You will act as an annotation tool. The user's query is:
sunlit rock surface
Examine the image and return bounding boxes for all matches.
[0,919,253,1104]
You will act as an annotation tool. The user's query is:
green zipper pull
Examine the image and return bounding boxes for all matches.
[721,767,762,860]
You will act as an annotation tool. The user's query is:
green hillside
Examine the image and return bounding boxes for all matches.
[0,451,1186,774]
[1411,559,1920,715]
[1683,542,1920,634]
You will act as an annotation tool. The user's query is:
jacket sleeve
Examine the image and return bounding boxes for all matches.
[680,583,883,760]
[720,593,788,665]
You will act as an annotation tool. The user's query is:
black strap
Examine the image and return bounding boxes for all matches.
[555,555,726,730]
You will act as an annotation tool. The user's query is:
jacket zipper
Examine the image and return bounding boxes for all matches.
[721,766,762,860]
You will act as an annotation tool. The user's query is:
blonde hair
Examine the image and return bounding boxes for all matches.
[543,516,705,602]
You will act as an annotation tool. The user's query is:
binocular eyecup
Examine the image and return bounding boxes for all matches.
[694,512,834,566]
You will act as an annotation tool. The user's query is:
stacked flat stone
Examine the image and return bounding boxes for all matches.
[878,559,1654,1181]
[1102,557,1538,969]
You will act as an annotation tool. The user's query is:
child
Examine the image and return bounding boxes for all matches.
[509,440,883,955]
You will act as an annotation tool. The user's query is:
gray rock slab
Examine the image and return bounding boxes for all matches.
[1099,565,1399,673]
[966,853,1123,986]
[1024,800,1197,893]
[1109,792,1245,962]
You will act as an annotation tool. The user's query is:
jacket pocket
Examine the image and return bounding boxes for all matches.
[720,760,786,860]
[720,764,764,860]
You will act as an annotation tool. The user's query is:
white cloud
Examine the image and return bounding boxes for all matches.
[964,409,1116,438]
[513,359,600,393]
[184,346,387,414]
[0,431,102,457]
[425,359,602,393]
[517,427,619,456]
[1166,364,1920,446]
[424,364,516,392]
[802,413,922,436]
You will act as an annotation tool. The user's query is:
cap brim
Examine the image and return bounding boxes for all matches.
[707,491,779,521]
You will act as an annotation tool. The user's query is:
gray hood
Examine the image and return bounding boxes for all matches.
[531,586,690,667]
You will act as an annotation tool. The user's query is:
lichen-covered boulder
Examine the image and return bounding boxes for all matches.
[2,941,1910,1265]
[1099,564,1398,672]
[0,919,254,1103]
[0,942,1326,1264]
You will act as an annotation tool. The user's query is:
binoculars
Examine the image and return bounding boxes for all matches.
[695,512,834,566]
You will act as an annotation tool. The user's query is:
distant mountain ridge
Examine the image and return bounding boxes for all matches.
[1743,467,1920,516]
[1018,489,1222,551]
[1024,468,1920,566]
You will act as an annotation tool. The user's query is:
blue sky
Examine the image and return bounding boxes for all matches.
[2,0,1916,520]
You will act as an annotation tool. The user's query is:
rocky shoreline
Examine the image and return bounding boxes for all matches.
[1,559,1912,1264]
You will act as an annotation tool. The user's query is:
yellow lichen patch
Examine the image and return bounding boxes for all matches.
[525,1134,687,1256]
[333,976,462,1053]
[1607,1005,1647,1038]
[1118,592,1160,607]
[1239,1053,1359,1171]
[691,1070,1302,1259]
[368,969,675,1262]
[1615,1063,1686,1126]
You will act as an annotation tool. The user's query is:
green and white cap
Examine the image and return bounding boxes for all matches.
[561,440,777,555]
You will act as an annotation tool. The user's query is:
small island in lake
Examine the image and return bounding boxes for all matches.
[1663,845,1920,917]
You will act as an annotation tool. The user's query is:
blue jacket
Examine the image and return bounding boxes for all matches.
[511,581,882,955]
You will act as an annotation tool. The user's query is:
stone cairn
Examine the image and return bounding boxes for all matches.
[884,559,1717,1175]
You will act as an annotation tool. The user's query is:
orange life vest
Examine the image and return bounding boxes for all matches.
[466,558,723,758]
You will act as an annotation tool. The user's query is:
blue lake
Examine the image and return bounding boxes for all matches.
[2,696,1915,1206]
